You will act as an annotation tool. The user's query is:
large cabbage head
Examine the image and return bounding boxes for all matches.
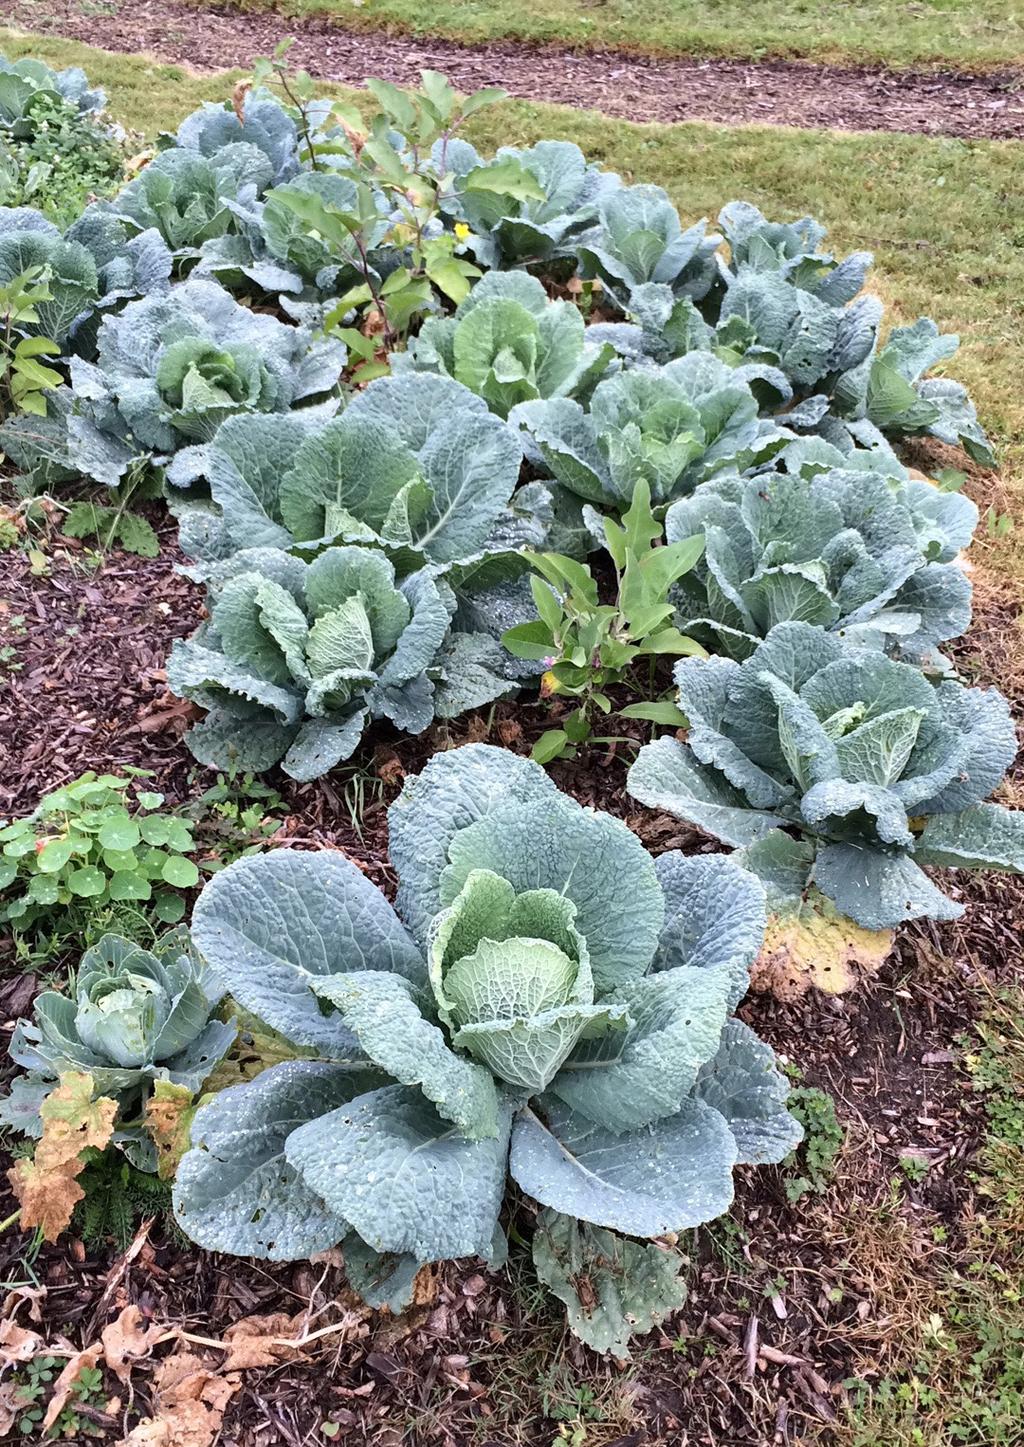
[397,271,615,419]
[628,621,1024,937]
[4,928,234,1107]
[666,464,975,661]
[166,546,516,781]
[167,372,528,573]
[171,743,800,1353]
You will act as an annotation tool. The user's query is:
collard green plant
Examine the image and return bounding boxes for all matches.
[397,271,615,419]
[627,622,1024,953]
[172,743,800,1352]
[166,546,517,780]
[665,465,975,662]
[168,371,526,572]
[65,278,346,486]
[515,354,789,521]
[502,480,705,762]
[0,770,201,937]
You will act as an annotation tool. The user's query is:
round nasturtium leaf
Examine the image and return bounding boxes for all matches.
[139,816,171,846]
[102,848,139,873]
[27,874,60,905]
[139,847,169,877]
[154,892,187,924]
[97,817,142,851]
[0,860,18,889]
[107,870,152,902]
[36,838,75,873]
[163,820,195,853]
[161,856,200,889]
[136,791,164,810]
[2,836,36,858]
[66,865,107,898]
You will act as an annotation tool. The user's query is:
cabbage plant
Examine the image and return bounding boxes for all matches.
[172,743,800,1353]
[447,139,620,268]
[515,355,789,517]
[0,206,98,344]
[575,183,720,306]
[0,929,235,1163]
[65,279,346,486]
[100,145,275,261]
[167,547,517,780]
[397,271,615,418]
[666,466,974,661]
[168,372,525,570]
[166,87,300,187]
[628,622,1024,942]
[0,54,105,131]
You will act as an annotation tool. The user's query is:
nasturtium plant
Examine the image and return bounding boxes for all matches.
[172,743,800,1353]
[396,271,615,419]
[0,928,235,1180]
[665,465,974,662]
[0,771,202,936]
[627,622,1024,994]
[65,278,346,486]
[166,546,517,780]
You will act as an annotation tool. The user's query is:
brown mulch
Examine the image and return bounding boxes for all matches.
[7,1,1024,139]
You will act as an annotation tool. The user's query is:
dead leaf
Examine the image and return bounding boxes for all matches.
[42,1346,101,1432]
[117,1351,240,1447]
[220,1312,309,1371]
[7,1072,117,1241]
[144,1082,195,1181]
[231,79,251,126]
[117,1348,240,1441]
[2,1285,46,1323]
[0,1382,22,1437]
[0,1318,42,1365]
[102,1306,169,1384]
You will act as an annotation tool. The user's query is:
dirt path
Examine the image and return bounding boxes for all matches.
[10,0,1024,139]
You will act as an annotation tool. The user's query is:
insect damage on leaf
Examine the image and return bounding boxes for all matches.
[145,1080,197,1181]
[7,1071,117,1241]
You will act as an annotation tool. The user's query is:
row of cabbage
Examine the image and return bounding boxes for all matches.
[2,60,1023,1357]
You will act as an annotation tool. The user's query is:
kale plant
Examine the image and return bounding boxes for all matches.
[172,743,800,1353]
[166,547,517,779]
[627,622,1024,968]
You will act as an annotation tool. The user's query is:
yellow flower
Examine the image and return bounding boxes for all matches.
[454,222,471,242]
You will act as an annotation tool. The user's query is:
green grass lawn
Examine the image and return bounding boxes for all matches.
[185,0,1023,72]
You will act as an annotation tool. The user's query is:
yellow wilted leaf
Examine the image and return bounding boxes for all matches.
[751,889,894,1001]
[144,1081,195,1182]
[118,1350,240,1447]
[7,1072,117,1242]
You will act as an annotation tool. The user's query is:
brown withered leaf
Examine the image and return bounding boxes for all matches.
[42,1346,101,1432]
[101,1306,169,1385]
[117,1351,240,1447]
[144,1081,196,1182]
[231,79,251,126]
[220,1312,309,1371]
[7,1073,117,1242]
[0,1319,42,1366]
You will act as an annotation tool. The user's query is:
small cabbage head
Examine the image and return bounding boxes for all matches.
[155,336,279,441]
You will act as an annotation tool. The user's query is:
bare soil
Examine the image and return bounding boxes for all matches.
[8,0,1024,139]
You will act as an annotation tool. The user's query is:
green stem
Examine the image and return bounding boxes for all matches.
[0,1208,22,1235]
